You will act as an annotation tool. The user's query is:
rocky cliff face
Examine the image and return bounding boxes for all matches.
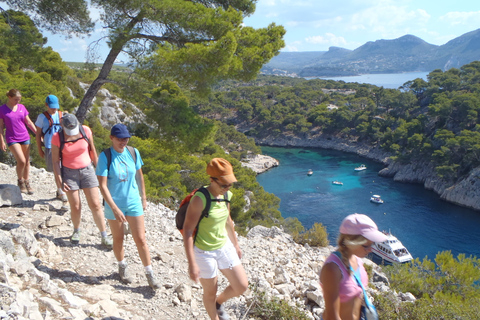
[0,163,414,319]
[78,83,148,129]
[253,133,480,212]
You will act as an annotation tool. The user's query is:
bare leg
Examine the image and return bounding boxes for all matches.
[82,187,107,233]
[108,218,125,261]
[216,264,248,305]
[126,215,150,266]
[66,190,82,229]
[21,144,30,181]
[8,143,29,180]
[200,277,220,320]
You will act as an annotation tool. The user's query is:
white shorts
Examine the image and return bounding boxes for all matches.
[194,240,241,279]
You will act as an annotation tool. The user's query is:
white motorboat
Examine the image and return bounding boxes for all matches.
[372,232,413,264]
[370,195,384,204]
[307,169,313,176]
[354,164,367,171]
[332,180,343,185]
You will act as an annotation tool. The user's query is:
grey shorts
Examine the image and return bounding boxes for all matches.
[45,148,53,172]
[62,163,99,191]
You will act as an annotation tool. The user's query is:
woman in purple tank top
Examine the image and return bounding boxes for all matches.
[0,89,36,194]
[320,214,387,320]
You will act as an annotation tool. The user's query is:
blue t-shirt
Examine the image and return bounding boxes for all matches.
[35,112,62,148]
[96,147,143,209]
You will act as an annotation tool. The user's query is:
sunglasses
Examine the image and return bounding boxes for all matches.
[362,244,373,249]
[212,177,233,189]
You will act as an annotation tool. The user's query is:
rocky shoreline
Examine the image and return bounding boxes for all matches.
[252,133,480,212]
[240,154,279,174]
[0,162,415,319]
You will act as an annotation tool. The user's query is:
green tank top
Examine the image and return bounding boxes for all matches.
[193,188,232,251]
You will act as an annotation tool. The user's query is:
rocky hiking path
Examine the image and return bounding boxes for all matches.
[0,160,406,320]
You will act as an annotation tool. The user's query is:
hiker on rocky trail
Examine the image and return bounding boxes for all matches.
[96,123,160,290]
[0,89,36,194]
[320,213,387,320]
[51,113,112,248]
[183,158,248,320]
[35,94,68,203]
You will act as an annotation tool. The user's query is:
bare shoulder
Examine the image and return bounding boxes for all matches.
[320,261,342,284]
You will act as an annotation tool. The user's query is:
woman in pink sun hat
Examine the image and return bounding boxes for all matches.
[320,213,387,320]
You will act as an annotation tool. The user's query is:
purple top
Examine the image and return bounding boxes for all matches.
[321,252,368,303]
[0,104,30,143]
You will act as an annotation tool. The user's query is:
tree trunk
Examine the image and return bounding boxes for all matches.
[75,47,122,124]
[74,15,142,124]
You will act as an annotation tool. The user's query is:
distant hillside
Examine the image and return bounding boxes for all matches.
[263,29,480,77]
[260,51,325,75]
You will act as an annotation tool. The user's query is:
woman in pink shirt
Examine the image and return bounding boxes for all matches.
[0,89,36,194]
[51,113,112,248]
[320,214,387,320]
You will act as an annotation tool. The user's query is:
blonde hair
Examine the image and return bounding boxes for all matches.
[6,89,20,98]
[337,233,368,274]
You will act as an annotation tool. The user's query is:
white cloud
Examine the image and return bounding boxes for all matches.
[440,11,480,26]
[284,44,299,52]
[348,3,431,39]
[305,33,347,47]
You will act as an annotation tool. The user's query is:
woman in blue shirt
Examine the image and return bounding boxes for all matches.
[96,124,159,289]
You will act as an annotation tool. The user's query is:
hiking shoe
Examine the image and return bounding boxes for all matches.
[18,179,27,194]
[101,236,113,249]
[70,230,80,244]
[216,303,230,320]
[145,271,160,289]
[57,191,68,202]
[118,264,133,284]
[24,180,34,194]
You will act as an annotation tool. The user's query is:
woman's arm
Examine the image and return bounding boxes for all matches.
[87,130,98,167]
[320,262,343,320]
[24,115,36,135]
[51,144,69,192]
[97,175,127,222]
[35,125,44,158]
[226,205,242,259]
[183,196,204,283]
[135,168,147,210]
[0,119,5,152]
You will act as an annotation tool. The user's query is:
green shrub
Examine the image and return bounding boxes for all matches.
[293,222,329,247]
[248,289,310,320]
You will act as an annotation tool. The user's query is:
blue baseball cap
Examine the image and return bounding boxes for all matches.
[111,124,131,138]
[45,95,60,109]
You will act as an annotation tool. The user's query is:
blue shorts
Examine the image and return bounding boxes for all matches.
[7,139,30,147]
[104,201,144,220]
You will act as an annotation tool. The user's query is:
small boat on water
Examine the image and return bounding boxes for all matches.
[332,180,343,185]
[307,169,313,176]
[370,195,384,204]
[354,164,367,171]
[372,232,413,264]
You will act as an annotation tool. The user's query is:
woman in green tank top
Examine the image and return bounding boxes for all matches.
[183,158,248,320]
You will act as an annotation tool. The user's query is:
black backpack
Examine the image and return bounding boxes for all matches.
[175,187,229,242]
[58,125,90,165]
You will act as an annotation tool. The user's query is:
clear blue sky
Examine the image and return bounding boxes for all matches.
[42,0,480,62]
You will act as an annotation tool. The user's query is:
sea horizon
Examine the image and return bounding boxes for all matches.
[309,71,429,89]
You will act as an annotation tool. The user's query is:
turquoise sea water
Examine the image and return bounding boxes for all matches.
[312,71,429,89]
[256,146,480,261]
